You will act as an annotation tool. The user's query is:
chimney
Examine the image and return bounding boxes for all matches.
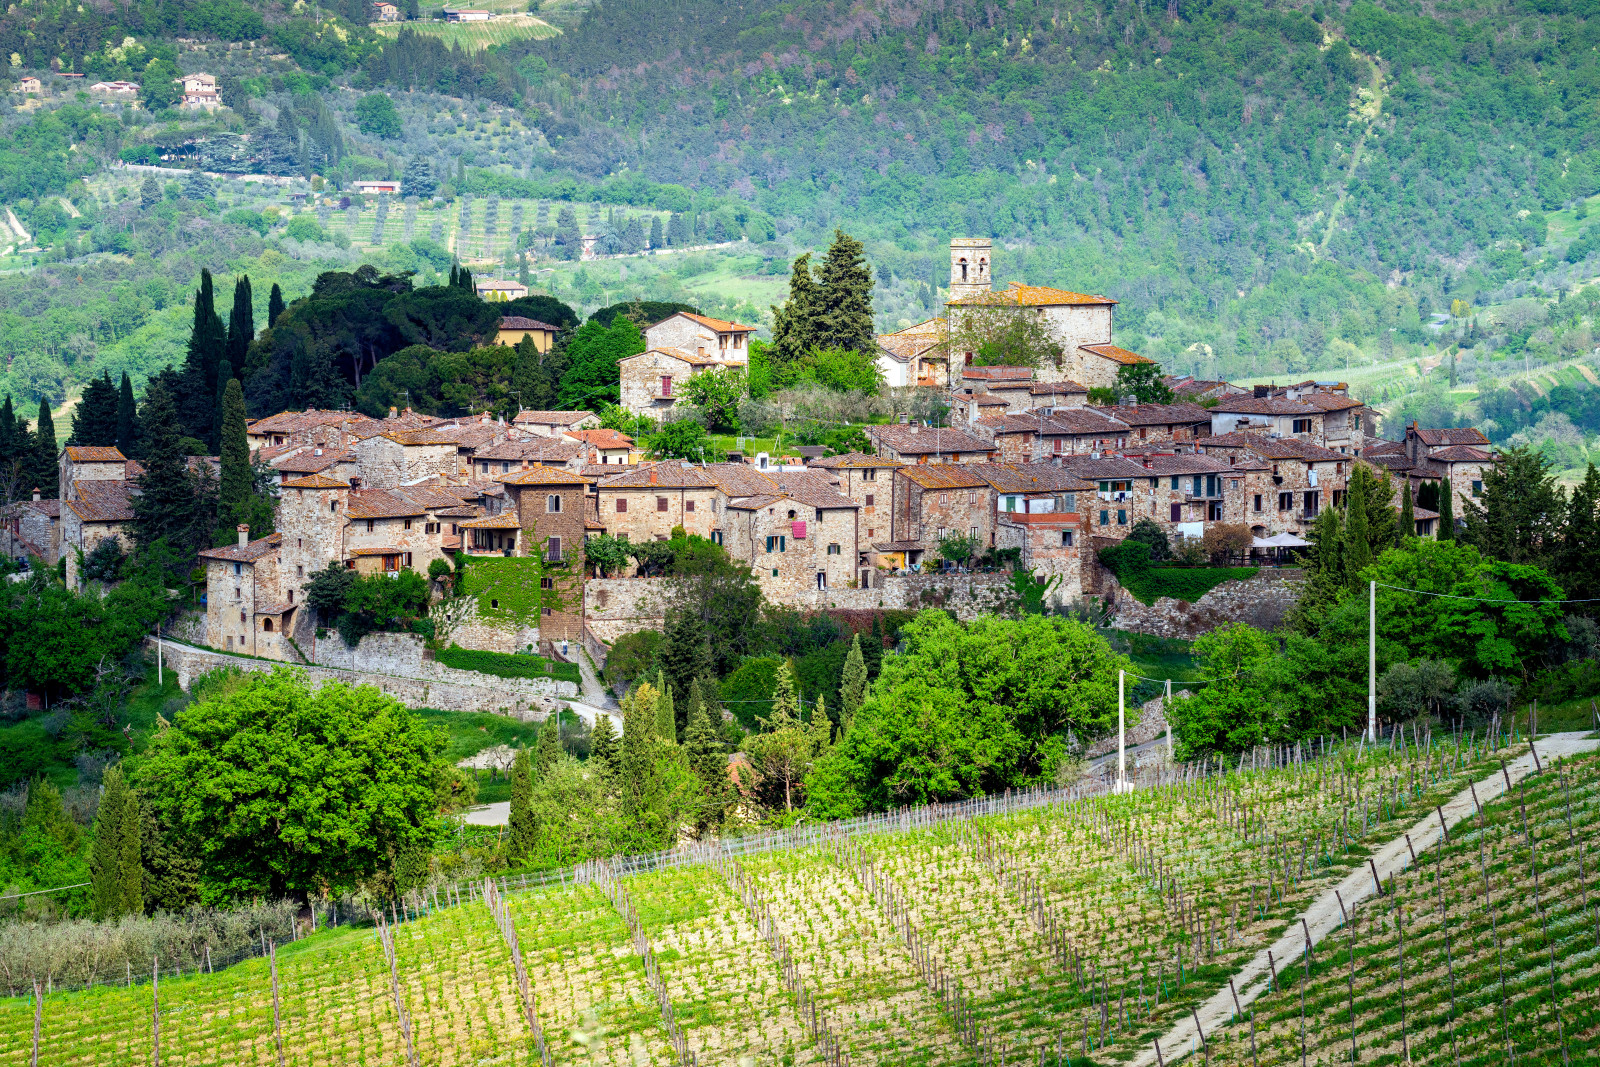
[522,458,529,469]
[648,467,658,485]
[1253,384,1269,399]
[31,487,39,502]
[237,524,250,549]
[388,406,398,419]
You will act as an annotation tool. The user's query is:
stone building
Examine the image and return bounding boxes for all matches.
[59,446,136,589]
[644,312,755,364]
[866,424,994,465]
[720,475,861,594]
[976,408,1133,461]
[351,429,460,487]
[4,491,60,565]
[511,410,601,437]
[566,428,638,465]
[1057,456,1159,539]
[1195,432,1351,537]
[995,510,1090,605]
[1206,388,1366,453]
[806,452,904,555]
[196,528,291,656]
[591,462,725,542]
[886,464,993,568]
[483,464,592,641]
[495,315,559,351]
[246,408,438,451]
[875,318,948,388]
[1403,423,1495,521]
[618,347,732,419]
[471,437,587,477]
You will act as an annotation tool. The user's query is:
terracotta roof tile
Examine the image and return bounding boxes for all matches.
[1197,432,1347,462]
[1059,456,1158,480]
[962,365,1035,381]
[1412,426,1491,447]
[281,473,351,489]
[1116,452,1235,476]
[381,428,458,446]
[197,533,282,563]
[973,462,1097,493]
[349,545,407,556]
[344,489,428,519]
[807,451,904,469]
[1029,381,1089,395]
[499,315,560,331]
[1088,402,1211,426]
[65,480,135,523]
[497,465,591,486]
[701,463,782,496]
[766,471,861,509]
[597,462,719,489]
[566,427,635,449]
[898,465,990,490]
[273,449,353,473]
[677,311,755,333]
[1079,343,1156,366]
[1427,445,1495,462]
[458,513,523,529]
[476,438,586,463]
[868,425,993,456]
[512,410,597,426]
[949,282,1116,307]
[64,446,127,462]
[26,498,61,517]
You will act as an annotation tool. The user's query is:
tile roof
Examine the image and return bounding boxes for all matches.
[512,410,597,426]
[1166,377,1236,397]
[281,473,351,489]
[247,409,369,435]
[273,449,352,473]
[497,465,591,486]
[677,311,755,333]
[579,463,637,478]
[458,513,523,529]
[1411,426,1491,447]
[1079,343,1156,367]
[499,315,560,331]
[1427,445,1495,462]
[349,545,407,555]
[1059,456,1158,480]
[1029,381,1089,395]
[701,463,783,497]
[765,471,861,509]
[433,504,483,518]
[1362,440,1406,458]
[125,460,145,480]
[380,428,458,446]
[1197,432,1347,462]
[25,498,60,517]
[1117,452,1235,476]
[475,438,587,463]
[1209,395,1327,416]
[197,532,282,563]
[949,282,1117,307]
[868,425,993,455]
[429,423,507,450]
[566,428,635,449]
[973,462,1097,493]
[396,487,477,509]
[1087,402,1212,426]
[872,540,926,552]
[876,327,946,361]
[983,409,1128,436]
[961,365,1035,381]
[898,465,991,490]
[345,489,428,519]
[596,462,719,489]
[626,345,728,367]
[64,446,126,462]
[807,451,904,469]
[1295,392,1364,412]
[65,480,135,523]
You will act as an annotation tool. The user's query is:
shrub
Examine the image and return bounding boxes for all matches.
[435,645,580,684]
[1098,541,1255,605]
[605,629,662,690]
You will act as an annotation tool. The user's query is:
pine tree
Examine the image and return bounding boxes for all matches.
[507,746,536,858]
[402,157,436,198]
[116,373,138,457]
[683,680,729,831]
[770,253,818,367]
[1398,483,1415,541]
[1438,480,1455,541]
[140,177,161,209]
[91,765,143,919]
[266,283,286,330]
[1342,479,1371,587]
[589,713,619,776]
[31,398,57,500]
[654,670,677,743]
[660,609,711,717]
[811,693,831,749]
[535,713,561,781]
[71,372,119,447]
[649,216,664,249]
[225,275,254,373]
[217,377,250,528]
[839,632,867,735]
[131,385,199,553]
[813,229,875,354]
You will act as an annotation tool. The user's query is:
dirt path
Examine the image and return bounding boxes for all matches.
[1316,56,1385,258]
[1129,732,1600,1066]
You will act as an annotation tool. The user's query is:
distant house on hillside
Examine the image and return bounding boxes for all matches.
[351,180,401,195]
[18,77,43,94]
[89,80,140,96]
[475,278,529,302]
[178,72,222,110]
[373,2,401,20]
[496,315,560,351]
[443,8,492,20]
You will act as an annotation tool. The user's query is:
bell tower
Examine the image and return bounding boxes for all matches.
[949,238,992,301]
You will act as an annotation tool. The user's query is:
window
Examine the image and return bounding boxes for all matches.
[1100,509,1110,526]
[403,519,412,530]
[827,543,841,555]
[366,519,375,532]
[1170,503,1182,522]
[501,462,510,473]
[1005,496,1018,512]
[616,498,627,513]
[685,500,695,513]
[816,572,827,590]
[1472,480,1483,496]
[1253,494,1263,512]
[711,531,723,545]
[1139,427,1147,439]
[767,535,777,552]
[868,528,876,538]
[542,607,552,617]
[657,497,669,512]
[1292,418,1313,434]
[547,494,562,513]
[227,636,232,647]
[547,536,562,562]
[1206,475,1219,497]
[1208,501,1223,521]
[865,494,875,507]
[967,491,977,504]
[939,493,948,505]
[403,552,413,567]
[297,538,303,549]
[540,576,554,590]
[1191,475,1202,496]
[660,375,673,397]
[1231,479,1239,489]
[262,618,273,632]
[297,565,304,578]
[491,599,499,609]
[772,568,779,578]
[1061,531,1074,547]
[1117,509,1127,526]
[240,610,246,623]
[233,562,242,576]
[288,590,294,603]
[863,469,876,481]
[330,501,338,512]
[1278,492,1293,511]
[1052,437,1065,454]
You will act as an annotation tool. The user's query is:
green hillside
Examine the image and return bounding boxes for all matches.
[5,734,1593,1066]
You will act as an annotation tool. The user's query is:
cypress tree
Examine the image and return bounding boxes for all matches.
[589,713,619,776]
[1342,477,1371,588]
[654,670,676,743]
[770,253,818,367]
[1398,483,1415,541]
[0,395,15,490]
[116,373,138,456]
[813,229,875,354]
[458,264,474,292]
[217,377,250,527]
[210,358,232,453]
[31,398,57,499]
[507,746,535,858]
[131,385,198,552]
[182,271,226,442]
[1438,480,1455,541]
[839,632,867,735]
[535,713,561,781]
[225,275,254,373]
[811,693,831,749]
[70,372,119,447]
[116,778,143,915]
[266,283,286,330]
[618,679,671,851]
[683,680,729,831]
[865,615,884,676]
[771,659,800,724]
[659,609,711,716]
[91,765,138,919]
[649,216,663,249]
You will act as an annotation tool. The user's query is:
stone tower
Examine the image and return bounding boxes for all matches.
[948,238,992,301]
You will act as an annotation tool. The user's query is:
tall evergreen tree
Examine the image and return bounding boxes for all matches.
[210,358,233,454]
[535,713,561,781]
[131,385,199,553]
[589,713,619,776]
[116,372,138,456]
[1438,480,1455,541]
[1342,479,1371,586]
[659,609,711,713]
[654,670,676,743]
[649,216,664,249]
[1560,463,1600,603]
[617,679,673,851]
[1460,444,1564,566]
[266,283,286,330]
[401,157,436,198]
[770,253,818,367]
[1398,483,1415,541]
[70,372,119,447]
[31,399,57,499]
[813,229,875,354]
[0,395,20,502]
[507,746,535,858]
[181,271,226,442]
[839,632,867,735]
[683,679,729,832]
[217,377,251,529]
[90,765,142,919]
[772,659,800,723]
[225,275,254,373]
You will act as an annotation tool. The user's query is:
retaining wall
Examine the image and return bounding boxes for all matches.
[1107,570,1305,639]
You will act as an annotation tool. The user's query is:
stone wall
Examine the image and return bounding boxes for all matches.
[1107,569,1305,639]
[584,572,1018,642]
[1083,691,1181,759]
[150,635,576,718]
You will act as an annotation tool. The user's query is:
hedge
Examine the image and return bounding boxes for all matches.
[1097,541,1256,606]
[435,645,581,685]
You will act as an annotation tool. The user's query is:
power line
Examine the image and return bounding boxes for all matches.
[0,882,89,902]
[1374,581,1600,605]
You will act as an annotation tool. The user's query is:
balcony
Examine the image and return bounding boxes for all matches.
[1183,490,1222,502]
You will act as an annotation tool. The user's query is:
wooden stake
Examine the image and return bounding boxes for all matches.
[269,942,285,1067]
[151,955,160,1067]
[31,978,40,1067]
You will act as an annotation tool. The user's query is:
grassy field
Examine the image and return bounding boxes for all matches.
[373,15,559,51]
[7,731,1593,1065]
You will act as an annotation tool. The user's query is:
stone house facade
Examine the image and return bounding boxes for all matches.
[512,410,601,437]
[995,511,1089,605]
[352,430,460,487]
[889,464,994,566]
[867,424,994,465]
[1403,424,1495,521]
[1195,432,1351,537]
[197,528,293,658]
[492,465,591,641]
[618,347,732,419]
[644,312,755,365]
[806,452,904,556]
[1207,389,1366,453]
[875,318,948,388]
[59,446,136,589]
[5,492,60,565]
[722,482,861,595]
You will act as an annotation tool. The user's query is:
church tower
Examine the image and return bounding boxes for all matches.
[948,238,992,301]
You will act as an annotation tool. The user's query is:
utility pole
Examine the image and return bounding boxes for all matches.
[1368,579,1377,743]
[1117,669,1127,791]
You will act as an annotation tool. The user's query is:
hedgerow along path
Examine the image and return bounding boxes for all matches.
[4,724,1587,1065]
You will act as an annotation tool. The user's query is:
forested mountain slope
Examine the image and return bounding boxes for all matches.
[510,0,1599,372]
